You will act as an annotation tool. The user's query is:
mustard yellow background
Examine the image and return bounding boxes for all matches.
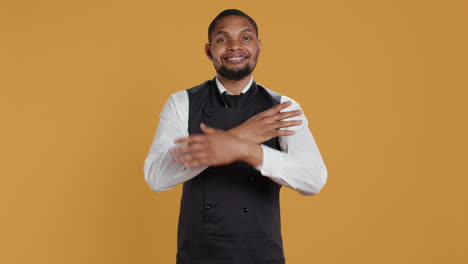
[1,0,467,263]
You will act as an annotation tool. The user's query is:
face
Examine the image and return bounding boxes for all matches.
[205,15,262,81]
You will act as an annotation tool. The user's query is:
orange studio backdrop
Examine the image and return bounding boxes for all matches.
[1,0,467,263]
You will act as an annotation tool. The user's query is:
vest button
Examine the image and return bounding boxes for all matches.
[249,177,255,182]
[206,113,212,118]
[204,204,212,209]
[243,208,251,213]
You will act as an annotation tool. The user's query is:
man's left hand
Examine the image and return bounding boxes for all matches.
[169,123,261,168]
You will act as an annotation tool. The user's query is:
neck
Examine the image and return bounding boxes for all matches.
[216,74,252,95]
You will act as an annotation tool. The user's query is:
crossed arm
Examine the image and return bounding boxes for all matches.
[170,101,302,168]
[144,91,327,195]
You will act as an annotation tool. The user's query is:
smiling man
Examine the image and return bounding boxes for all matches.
[144,9,327,264]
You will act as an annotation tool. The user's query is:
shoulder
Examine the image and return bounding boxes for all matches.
[256,83,308,132]
[256,82,301,107]
[166,79,213,104]
[186,80,212,96]
[165,90,188,109]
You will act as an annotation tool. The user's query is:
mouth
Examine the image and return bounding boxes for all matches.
[221,54,249,65]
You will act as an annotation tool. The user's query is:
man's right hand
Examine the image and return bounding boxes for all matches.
[227,101,303,144]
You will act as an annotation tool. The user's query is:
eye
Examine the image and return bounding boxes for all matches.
[242,36,252,41]
[216,38,227,43]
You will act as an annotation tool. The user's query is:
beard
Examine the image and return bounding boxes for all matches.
[216,64,255,81]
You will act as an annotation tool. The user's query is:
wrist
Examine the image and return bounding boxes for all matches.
[239,142,263,167]
[227,126,246,141]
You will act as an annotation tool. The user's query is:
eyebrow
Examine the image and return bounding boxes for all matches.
[214,28,254,37]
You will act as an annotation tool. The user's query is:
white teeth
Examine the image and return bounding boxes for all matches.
[227,57,243,61]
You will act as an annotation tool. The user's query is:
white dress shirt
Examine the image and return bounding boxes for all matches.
[144,77,327,196]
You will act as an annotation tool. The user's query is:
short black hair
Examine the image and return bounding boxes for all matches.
[208,9,258,43]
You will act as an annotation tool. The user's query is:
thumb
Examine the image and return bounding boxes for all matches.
[200,123,219,134]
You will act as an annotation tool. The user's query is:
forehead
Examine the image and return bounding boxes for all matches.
[213,15,256,35]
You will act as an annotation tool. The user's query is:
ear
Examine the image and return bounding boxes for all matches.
[257,39,262,55]
[205,43,213,61]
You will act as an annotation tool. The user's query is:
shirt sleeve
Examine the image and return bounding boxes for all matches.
[143,91,207,193]
[256,96,328,196]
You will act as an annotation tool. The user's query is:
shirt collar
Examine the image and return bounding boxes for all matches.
[215,76,254,95]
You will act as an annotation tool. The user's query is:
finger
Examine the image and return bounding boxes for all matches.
[273,120,302,129]
[265,130,295,138]
[184,157,213,168]
[173,154,191,163]
[173,151,209,163]
[184,161,199,168]
[169,145,189,154]
[271,110,302,121]
[260,101,292,117]
[169,143,206,154]
[174,134,206,144]
[174,137,190,144]
[200,123,220,134]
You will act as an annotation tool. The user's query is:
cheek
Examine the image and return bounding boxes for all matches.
[249,45,260,55]
[250,48,260,61]
[210,47,223,59]
[209,54,220,64]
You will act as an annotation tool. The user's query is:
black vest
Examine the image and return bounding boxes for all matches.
[177,79,285,264]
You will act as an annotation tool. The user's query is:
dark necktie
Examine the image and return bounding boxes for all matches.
[222,92,241,108]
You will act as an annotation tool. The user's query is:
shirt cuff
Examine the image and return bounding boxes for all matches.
[255,144,283,178]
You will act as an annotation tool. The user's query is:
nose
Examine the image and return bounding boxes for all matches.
[227,39,242,51]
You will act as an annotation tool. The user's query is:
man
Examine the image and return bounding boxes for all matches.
[144,9,327,264]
